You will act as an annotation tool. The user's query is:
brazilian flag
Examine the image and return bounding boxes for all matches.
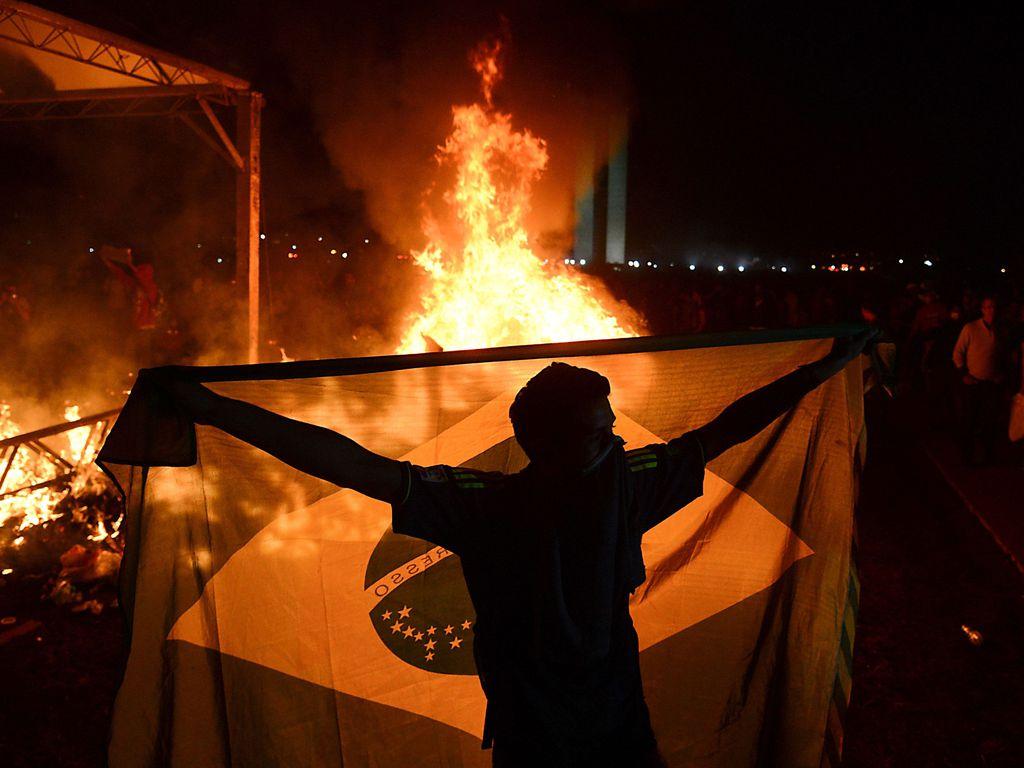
[99,329,863,767]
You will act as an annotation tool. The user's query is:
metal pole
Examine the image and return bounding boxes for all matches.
[235,91,262,363]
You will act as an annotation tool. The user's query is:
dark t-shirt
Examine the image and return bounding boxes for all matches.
[391,434,705,763]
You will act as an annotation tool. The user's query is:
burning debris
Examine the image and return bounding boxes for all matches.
[0,403,123,614]
[397,37,644,353]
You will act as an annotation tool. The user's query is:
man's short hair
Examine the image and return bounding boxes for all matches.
[509,362,610,442]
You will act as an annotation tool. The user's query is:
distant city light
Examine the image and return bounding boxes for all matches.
[738,265,745,272]
[811,264,817,270]
[260,233,266,240]
[330,249,337,255]
[1000,267,1007,273]
[716,265,724,272]
[898,258,904,264]
[923,259,933,267]
[579,259,587,265]
[341,252,348,258]
[291,244,297,250]
[689,264,696,271]
[317,236,323,242]
[647,261,652,267]
[569,259,576,265]
[216,257,223,264]
[859,266,867,272]
[364,238,370,244]
[780,266,787,273]
[88,247,95,253]
[196,243,202,249]
[652,263,658,269]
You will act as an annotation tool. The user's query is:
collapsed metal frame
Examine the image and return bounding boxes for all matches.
[0,408,120,500]
[0,1,263,362]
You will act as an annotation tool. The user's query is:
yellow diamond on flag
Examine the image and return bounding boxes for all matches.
[168,388,813,740]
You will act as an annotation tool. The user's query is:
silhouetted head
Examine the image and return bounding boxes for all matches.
[980,295,997,325]
[510,362,616,475]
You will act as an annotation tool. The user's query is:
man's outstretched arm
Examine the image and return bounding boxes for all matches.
[158,377,406,503]
[693,329,876,462]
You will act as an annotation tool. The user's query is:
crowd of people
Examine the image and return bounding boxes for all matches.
[605,265,1024,467]
[897,286,1023,466]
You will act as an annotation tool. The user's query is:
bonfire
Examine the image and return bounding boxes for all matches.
[398,37,643,354]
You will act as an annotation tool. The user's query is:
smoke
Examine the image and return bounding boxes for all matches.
[0,42,56,97]
[0,43,241,426]
[0,2,634,432]
[277,2,631,258]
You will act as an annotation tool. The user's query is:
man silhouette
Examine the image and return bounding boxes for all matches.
[159,329,874,767]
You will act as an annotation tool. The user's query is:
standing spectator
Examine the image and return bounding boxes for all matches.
[748,283,777,329]
[811,286,839,325]
[953,296,1003,465]
[99,246,165,365]
[1008,302,1024,466]
[0,284,31,373]
[783,288,806,327]
[675,287,706,334]
[0,284,30,324]
[907,288,949,390]
[960,287,980,323]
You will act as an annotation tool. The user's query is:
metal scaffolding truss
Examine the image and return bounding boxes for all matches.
[0,1,247,88]
[0,1,264,362]
[0,83,232,121]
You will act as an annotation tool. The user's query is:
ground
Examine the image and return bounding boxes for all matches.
[843,400,1024,767]
[0,579,121,768]
[0,400,1022,767]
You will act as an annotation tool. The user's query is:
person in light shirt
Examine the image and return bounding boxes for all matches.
[953,296,1003,465]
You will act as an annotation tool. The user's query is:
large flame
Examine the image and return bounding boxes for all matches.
[0,402,118,547]
[397,40,643,354]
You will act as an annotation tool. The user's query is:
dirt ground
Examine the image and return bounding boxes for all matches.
[0,579,122,768]
[843,401,1024,767]
[1,401,1022,767]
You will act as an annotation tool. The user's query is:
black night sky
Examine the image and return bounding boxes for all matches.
[1,1,1022,269]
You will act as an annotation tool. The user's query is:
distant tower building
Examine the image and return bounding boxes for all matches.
[573,116,628,265]
[573,154,596,264]
[604,116,628,265]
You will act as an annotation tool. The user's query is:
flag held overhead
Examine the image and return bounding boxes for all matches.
[99,328,865,767]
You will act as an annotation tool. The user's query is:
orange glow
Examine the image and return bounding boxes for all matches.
[397,39,643,354]
[0,402,118,545]
[471,37,504,107]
